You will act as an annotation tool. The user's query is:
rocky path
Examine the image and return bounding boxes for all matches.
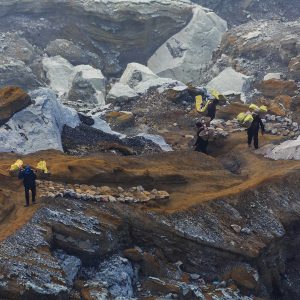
[0,200,40,242]
[0,133,299,241]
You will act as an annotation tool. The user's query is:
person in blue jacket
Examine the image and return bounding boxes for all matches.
[18,165,37,207]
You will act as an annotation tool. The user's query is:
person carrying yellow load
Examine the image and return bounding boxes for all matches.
[237,104,267,149]
[247,110,265,149]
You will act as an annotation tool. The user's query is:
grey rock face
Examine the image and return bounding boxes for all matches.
[0,32,37,64]
[45,39,103,69]
[206,67,254,102]
[82,255,135,298]
[0,0,194,76]
[191,0,300,26]
[0,88,79,154]
[215,20,300,81]
[106,83,139,104]
[264,135,300,160]
[0,55,39,90]
[42,56,106,109]
[148,6,227,84]
[53,250,82,286]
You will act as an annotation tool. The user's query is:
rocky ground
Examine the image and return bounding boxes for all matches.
[0,146,299,299]
[0,0,299,299]
[192,0,300,26]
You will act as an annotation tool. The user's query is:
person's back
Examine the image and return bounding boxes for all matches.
[19,166,36,188]
[18,166,37,207]
[249,114,264,133]
[247,113,265,149]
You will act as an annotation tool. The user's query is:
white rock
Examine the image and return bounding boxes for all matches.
[106,83,138,104]
[42,56,106,106]
[134,77,186,95]
[73,64,106,92]
[263,73,283,81]
[243,30,261,40]
[137,133,173,152]
[148,6,227,83]
[206,67,254,103]
[266,136,300,160]
[42,56,74,95]
[0,88,80,154]
[231,224,242,233]
[119,62,158,88]
[92,115,126,138]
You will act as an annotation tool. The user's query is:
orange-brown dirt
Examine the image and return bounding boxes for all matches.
[0,86,31,125]
[0,131,299,242]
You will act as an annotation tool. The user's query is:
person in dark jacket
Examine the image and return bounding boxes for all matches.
[247,112,265,149]
[18,165,37,207]
[207,99,218,120]
[194,121,209,154]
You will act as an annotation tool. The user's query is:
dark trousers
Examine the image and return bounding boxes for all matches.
[195,138,208,154]
[25,185,36,205]
[247,128,259,149]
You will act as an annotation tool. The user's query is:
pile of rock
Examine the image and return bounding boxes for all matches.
[38,181,170,205]
[263,114,299,138]
[210,118,244,134]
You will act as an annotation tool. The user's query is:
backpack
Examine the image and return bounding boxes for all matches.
[237,112,254,128]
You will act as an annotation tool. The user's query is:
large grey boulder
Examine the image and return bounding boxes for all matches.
[107,63,186,103]
[42,56,74,95]
[134,77,186,95]
[206,67,254,102]
[148,6,227,84]
[0,32,37,64]
[42,56,106,107]
[0,55,39,90]
[106,83,138,104]
[0,88,80,154]
[265,136,300,160]
[84,255,135,298]
[263,73,283,81]
[119,63,158,89]
[119,63,186,94]
[45,39,103,69]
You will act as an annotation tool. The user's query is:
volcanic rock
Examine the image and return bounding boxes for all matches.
[190,0,300,26]
[0,32,37,64]
[268,95,292,116]
[42,56,106,108]
[0,55,39,90]
[223,263,259,291]
[105,111,135,131]
[259,79,298,98]
[0,86,31,125]
[106,83,138,104]
[289,55,300,81]
[0,0,194,76]
[216,20,300,81]
[0,88,79,154]
[68,68,106,107]
[45,39,103,69]
[263,73,283,81]
[207,67,253,102]
[266,136,300,160]
[148,6,227,84]
[119,62,158,89]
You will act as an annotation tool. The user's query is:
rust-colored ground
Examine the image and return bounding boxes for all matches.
[0,132,299,241]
